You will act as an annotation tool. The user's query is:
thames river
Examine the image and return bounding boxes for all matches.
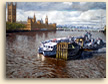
[6,31,106,78]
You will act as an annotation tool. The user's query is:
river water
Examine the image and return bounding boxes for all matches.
[6,31,106,78]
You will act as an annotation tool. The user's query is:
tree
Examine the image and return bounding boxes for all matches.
[6,22,26,31]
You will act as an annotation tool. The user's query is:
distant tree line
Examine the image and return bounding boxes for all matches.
[6,22,26,31]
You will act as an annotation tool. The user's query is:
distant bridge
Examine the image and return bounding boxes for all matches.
[56,28,104,32]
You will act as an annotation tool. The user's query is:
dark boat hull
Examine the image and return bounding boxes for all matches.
[43,50,56,57]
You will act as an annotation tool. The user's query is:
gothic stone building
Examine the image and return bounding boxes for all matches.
[7,2,16,23]
[25,14,56,30]
[7,2,56,30]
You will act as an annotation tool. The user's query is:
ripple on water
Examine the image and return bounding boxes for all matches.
[6,31,106,78]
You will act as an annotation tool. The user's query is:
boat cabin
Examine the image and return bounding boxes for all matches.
[43,42,57,51]
[75,37,84,47]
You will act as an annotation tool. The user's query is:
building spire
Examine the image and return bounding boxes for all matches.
[34,13,35,18]
[33,13,36,23]
[45,15,48,25]
[46,15,48,18]
[41,18,43,23]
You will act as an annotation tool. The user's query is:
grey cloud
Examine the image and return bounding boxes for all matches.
[17,2,65,11]
[6,2,106,11]
[71,2,106,11]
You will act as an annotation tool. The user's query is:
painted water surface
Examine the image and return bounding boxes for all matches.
[6,31,106,78]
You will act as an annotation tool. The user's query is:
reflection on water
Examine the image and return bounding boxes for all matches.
[6,31,106,78]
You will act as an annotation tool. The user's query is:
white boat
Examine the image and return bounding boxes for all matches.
[38,32,106,57]
[42,42,57,56]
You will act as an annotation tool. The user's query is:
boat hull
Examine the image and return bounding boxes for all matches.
[43,50,56,57]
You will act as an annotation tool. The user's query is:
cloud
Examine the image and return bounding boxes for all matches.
[13,8,106,26]
[6,2,106,11]
[71,2,106,11]
[78,9,106,22]
[16,2,69,11]
[63,2,73,5]
[15,9,82,24]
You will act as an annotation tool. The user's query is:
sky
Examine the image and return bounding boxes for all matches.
[6,2,106,28]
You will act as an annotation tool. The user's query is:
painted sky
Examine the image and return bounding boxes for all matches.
[6,2,106,27]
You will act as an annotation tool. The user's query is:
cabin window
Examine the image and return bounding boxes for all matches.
[54,46,56,49]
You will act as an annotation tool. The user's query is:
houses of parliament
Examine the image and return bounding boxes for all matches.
[7,2,56,30]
